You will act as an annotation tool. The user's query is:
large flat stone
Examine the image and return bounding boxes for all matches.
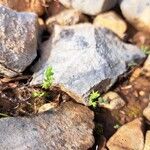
[31,24,145,105]
[0,101,94,150]
[0,5,38,77]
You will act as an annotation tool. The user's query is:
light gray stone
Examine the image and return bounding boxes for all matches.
[0,101,94,150]
[0,5,38,77]
[120,0,150,32]
[59,0,117,15]
[31,24,145,105]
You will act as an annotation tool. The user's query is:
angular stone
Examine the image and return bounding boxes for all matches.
[0,101,94,150]
[31,24,145,105]
[120,0,150,32]
[99,91,125,110]
[144,131,150,150]
[107,118,145,150]
[46,9,87,32]
[0,0,45,16]
[0,5,38,77]
[93,11,127,38]
[59,0,117,15]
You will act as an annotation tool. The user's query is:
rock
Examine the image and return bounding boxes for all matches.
[144,131,150,150]
[99,92,125,110]
[120,0,150,32]
[59,0,117,15]
[0,5,38,77]
[133,32,150,47]
[31,24,145,105]
[143,102,150,121]
[107,118,145,150]
[0,101,94,149]
[46,9,87,32]
[142,55,150,77]
[0,0,45,16]
[47,0,65,16]
[93,11,127,38]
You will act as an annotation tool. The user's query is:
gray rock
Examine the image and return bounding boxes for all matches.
[0,101,94,150]
[31,24,145,105]
[59,0,117,15]
[120,0,150,32]
[107,118,145,150]
[0,5,38,77]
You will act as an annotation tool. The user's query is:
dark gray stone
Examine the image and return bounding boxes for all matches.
[0,5,38,77]
[31,24,145,105]
[0,101,94,150]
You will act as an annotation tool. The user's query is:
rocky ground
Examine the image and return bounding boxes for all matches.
[0,0,149,150]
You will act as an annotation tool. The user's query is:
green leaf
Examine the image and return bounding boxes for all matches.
[114,124,120,129]
[98,97,108,104]
[141,45,150,55]
[89,91,100,107]
[42,66,54,89]
[32,91,47,98]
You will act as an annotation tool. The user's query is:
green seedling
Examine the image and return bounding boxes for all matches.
[32,91,48,98]
[141,45,150,55]
[89,91,100,108]
[114,124,120,129]
[32,66,54,98]
[98,97,108,104]
[128,61,137,67]
[42,66,54,89]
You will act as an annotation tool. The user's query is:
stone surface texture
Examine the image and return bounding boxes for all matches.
[0,5,38,77]
[0,101,94,150]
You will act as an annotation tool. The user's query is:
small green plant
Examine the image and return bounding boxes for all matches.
[98,97,108,104]
[32,91,48,98]
[113,123,120,129]
[42,66,54,89]
[127,61,137,67]
[89,91,100,107]
[141,45,150,55]
[32,66,54,98]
